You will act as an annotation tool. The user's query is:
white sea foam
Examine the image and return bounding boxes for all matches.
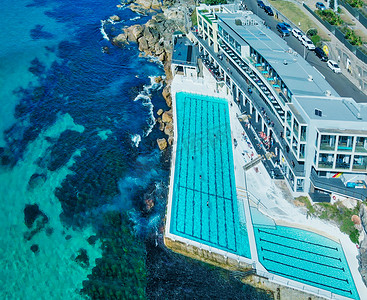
[100,20,110,41]
[100,18,125,41]
[130,16,141,21]
[133,75,163,137]
[131,134,141,147]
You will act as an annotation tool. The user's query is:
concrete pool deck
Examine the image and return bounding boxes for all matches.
[165,71,367,299]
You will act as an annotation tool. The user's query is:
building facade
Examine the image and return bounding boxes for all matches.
[194,4,367,201]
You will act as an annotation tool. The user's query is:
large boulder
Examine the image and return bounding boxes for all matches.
[135,0,152,9]
[109,15,121,22]
[151,0,161,10]
[143,26,160,48]
[162,110,173,123]
[164,123,173,136]
[162,85,172,107]
[138,36,149,51]
[157,138,167,150]
[157,108,164,116]
[125,24,144,42]
[112,33,128,46]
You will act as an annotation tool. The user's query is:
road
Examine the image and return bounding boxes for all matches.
[245,0,367,103]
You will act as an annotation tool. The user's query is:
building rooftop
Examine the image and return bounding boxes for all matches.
[216,12,338,98]
[172,36,198,67]
[294,95,367,124]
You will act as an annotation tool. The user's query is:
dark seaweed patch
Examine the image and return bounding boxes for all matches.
[30,25,55,40]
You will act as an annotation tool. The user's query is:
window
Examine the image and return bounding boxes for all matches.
[293,119,299,137]
[292,136,298,154]
[336,154,351,169]
[320,135,336,151]
[337,136,353,152]
[286,111,292,127]
[296,179,304,192]
[300,126,307,142]
[355,137,367,153]
[300,144,305,159]
[318,153,334,169]
[353,155,367,170]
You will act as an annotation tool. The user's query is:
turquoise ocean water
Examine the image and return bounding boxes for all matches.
[0,1,271,299]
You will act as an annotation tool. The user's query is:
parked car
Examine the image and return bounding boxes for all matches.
[276,23,290,37]
[257,0,265,9]
[282,22,292,32]
[292,28,303,40]
[301,35,315,50]
[316,2,326,10]
[327,60,341,73]
[314,47,328,61]
[264,6,274,16]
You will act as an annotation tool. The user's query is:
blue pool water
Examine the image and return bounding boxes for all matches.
[252,209,359,299]
[170,92,251,258]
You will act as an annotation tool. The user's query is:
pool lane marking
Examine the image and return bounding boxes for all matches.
[218,103,229,249]
[261,247,345,271]
[183,96,192,234]
[258,229,338,251]
[199,97,203,240]
[192,97,197,237]
[263,257,349,283]
[174,95,185,233]
[259,238,341,261]
[213,102,220,246]
[266,269,352,295]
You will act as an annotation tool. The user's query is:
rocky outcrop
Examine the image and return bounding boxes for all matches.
[112,33,128,46]
[157,108,163,116]
[358,204,367,286]
[157,138,167,150]
[118,0,192,150]
[109,15,121,22]
[162,85,172,107]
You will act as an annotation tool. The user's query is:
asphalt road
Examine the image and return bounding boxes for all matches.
[245,0,367,103]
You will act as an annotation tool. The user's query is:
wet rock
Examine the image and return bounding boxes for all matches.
[135,0,152,9]
[102,46,110,54]
[157,109,163,116]
[74,248,89,268]
[168,136,174,146]
[144,198,155,212]
[162,85,172,107]
[27,173,47,190]
[162,110,173,123]
[112,33,128,46]
[125,24,144,42]
[155,76,163,84]
[157,138,167,150]
[164,123,173,136]
[138,36,149,51]
[30,244,39,254]
[65,234,72,240]
[109,15,120,22]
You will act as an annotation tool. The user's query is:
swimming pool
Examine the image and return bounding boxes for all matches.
[252,209,359,299]
[170,92,251,258]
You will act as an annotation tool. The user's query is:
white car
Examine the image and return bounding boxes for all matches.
[292,28,302,40]
[300,35,315,50]
[327,60,341,73]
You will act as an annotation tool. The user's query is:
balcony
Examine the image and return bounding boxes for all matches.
[310,168,367,200]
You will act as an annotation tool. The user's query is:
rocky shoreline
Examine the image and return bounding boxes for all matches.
[110,0,195,150]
